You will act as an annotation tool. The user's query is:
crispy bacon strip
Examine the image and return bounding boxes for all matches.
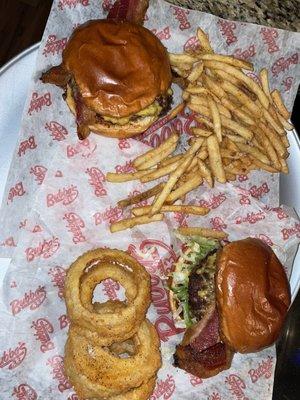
[40,65,70,88]
[107,0,149,25]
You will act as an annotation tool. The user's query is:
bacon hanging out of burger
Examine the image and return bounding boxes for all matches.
[169,235,291,378]
[41,0,174,140]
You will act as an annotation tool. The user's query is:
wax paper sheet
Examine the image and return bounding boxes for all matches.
[0,0,300,399]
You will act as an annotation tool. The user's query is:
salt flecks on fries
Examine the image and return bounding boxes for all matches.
[107,27,293,233]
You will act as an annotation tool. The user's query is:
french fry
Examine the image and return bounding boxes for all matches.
[208,97,222,142]
[207,135,226,183]
[133,132,179,170]
[259,68,271,99]
[199,54,253,70]
[117,183,164,208]
[177,226,228,239]
[195,116,214,129]
[192,127,213,137]
[220,97,255,125]
[258,121,287,159]
[171,66,188,78]
[140,158,181,183]
[186,86,210,95]
[203,61,269,109]
[187,61,204,82]
[167,102,186,120]
[224,160,248,175]
[198,148,209,160]
[166,173,203,203]
[149,139,204,216]
[197,28,214,53]
[190,95,207,107]
[220,149,244,159]
[226,134,247,144]
[280,157,289,174]
[213,69,241,86]
[203,74,227,99]
[159,154,183,167]
[235,142,270,165]
[106,169,151,182]
[253,127,281,170]
[276,111,294,131]
[225,172,237,181]
[110,214,164,233]
[220,80,262,117]
[251,158,278,173]
[132,204,209,217]
[262,106,285,135]
[268,103,285,131]
[169,53,198,64]
[197,159,213,187]
[271,89,290,120]
[220,114,253,140]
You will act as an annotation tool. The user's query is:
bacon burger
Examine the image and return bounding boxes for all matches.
[41,19,172,139]
[169,236,290,378]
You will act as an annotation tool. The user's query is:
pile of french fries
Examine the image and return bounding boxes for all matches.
[106,27,293,233]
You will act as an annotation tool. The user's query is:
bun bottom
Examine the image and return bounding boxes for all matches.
[66,89,157,139]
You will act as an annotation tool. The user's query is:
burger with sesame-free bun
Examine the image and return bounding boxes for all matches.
[169,236,291,378]
[41,19,173,140]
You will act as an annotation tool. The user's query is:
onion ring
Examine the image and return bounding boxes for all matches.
[65,249,150,338]
[67,319,161,392]
[64,341,156,400]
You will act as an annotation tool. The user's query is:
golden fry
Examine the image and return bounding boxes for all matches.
[203,74,226,99]
[259,68,271,99]
[150,139,203,216]
[197,28,214,53]
[276,111,294,131]
[133,132,179,169]
[235,142,270,165]
[117,183,164,208]
[199,53,253,70]
[208,97,222,142]
[192,127,213,137]
[271,89,290,120]
[197,159,213,187]
[110,214,164,233]
[140,158,181,183]
[106,169,151,182]
[207,135,226,183]
[159,154,183,167]
[166,173,203,203]
[187,61,204,82]
[177,226,228,239]
[132,204,209,217]
[251,158,278,173]
[220,115,253,140]
[220,97,255,125]
[262,106,285,135]
[169,53,198,64]
[258,121,287,159]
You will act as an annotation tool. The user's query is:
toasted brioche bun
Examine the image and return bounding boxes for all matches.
[62,19,172,118]
[216,238,290,353]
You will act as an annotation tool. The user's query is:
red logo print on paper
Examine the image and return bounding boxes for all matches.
[47,185,79,207]
[12,383,37,400]
[255,234,273,246]
[282,76,293,92]
[235,211,265,225]
[272,53,298,77]
[128,239,177,276]
[150,374,176,399]
[66,138,97,158]
[47,355,72,393]
[1,236,17,247]
[25,237,60,262]
[115,160,135,173]
[118,138,130,150]
[245,71,260,84]
[217,20,237,45]
[189,373,203,386]
[45,121,68,141]
[282,222,300,240]
[86,167,107,197]
[30,165,47,185]
[263,205,288,220]
[151,275,184,342]
[234,44,256,60]
[48,266,66,299]
[63,212,86,244]
[102,0,113,12]
[0,342,27,370]
[171,6,191,30]
[152,27,171,41]
[208,393,221,400]
[67,395,80,400]
[248,356,274,383]
[225,374,249,400]
[184,36,200,52]
[210,216,227,231]
[174,212,188,227]
[199,193,226,209]
[43,35,67,57]
[103,279,120,300]
[7,182,25,204]
[238,174,249,182]
[260,27,280,53]
[28,92,52,115]
[94,206,123,225]
[10,286,46,315]
[249,182,269,199]
[31,318,55,353]
[58,0,89,10]
[18,136,37,157]
[58,314,70,330]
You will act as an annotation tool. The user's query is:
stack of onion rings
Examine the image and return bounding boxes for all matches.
[64,248,161,399]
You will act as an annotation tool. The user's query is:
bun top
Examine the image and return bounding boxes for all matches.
[216,238,290,353]
[63,19,172,117]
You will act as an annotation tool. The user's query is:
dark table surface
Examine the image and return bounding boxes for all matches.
[0,1,299,399]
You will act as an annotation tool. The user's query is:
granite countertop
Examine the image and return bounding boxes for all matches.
[168,0,300,32]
